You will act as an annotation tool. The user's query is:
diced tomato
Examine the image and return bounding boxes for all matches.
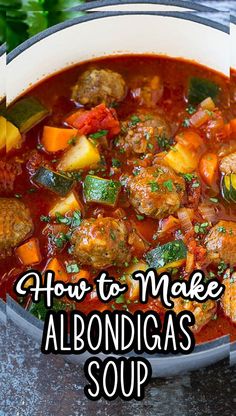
[65,103,120,138]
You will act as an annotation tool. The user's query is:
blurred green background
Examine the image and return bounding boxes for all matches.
[0,0,86,51]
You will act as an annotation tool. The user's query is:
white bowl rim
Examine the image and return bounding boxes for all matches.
[7,10,228,64]
[70,0,216,12]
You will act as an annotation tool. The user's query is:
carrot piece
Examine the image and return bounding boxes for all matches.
[41,126,78,152]
[16,238,42,266]
[45,257,68,282]
[199,152,218,185]
[176,131,203,151]
[230,119,236,136]
[65,103,120,139]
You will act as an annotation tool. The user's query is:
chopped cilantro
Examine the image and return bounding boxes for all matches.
[68,137,77,146]
[182,173,196,182]
[194,222,209,234]
[66,263,80,274]
[148,181,159,192]
[115,294,126,304]
[163,179,173,191]
[182,118,191,127]
[130,115,141,126]
[40,215,51,223]
[217,226,226,233]
[186,105,196,115]
[136,214,144,221]
[90,130,108,139]
[147,142,154,150]
[112,158,121,168]
[156,134,171,151]
[110,230,116,241]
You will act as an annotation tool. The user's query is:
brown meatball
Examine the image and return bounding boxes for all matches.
[0,198,33,258]
[220,152,236,174]
[71,68,126,107]
[173,298,216,333]
[205,220,236,265]
[116,111,171,155]
[71,217,131,269]
[126,165,185,219]
[221,268,236,323]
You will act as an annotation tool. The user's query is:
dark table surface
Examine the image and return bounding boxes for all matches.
[1,1,236,415]
[1,321,235,416]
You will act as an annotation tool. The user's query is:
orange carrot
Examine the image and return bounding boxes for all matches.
[176,131,203,151]
[16,238,42,266]
[230,119,236,135]
[45,257,68,282]
[41,126,78,152]
[199,152,218,185]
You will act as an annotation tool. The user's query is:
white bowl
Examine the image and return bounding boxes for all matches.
[3,7,235,375]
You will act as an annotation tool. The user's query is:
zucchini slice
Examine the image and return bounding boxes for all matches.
[32,167,74,196]
[7,97,49,133]
[146,240,187,272]
[6,119,22,153]
[0,116,6,150]
[230,174,236,203]
[188,77,219,105]
[84,175,121,206]
[221,174,232,203]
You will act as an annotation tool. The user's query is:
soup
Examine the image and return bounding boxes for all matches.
[1,56,236,344]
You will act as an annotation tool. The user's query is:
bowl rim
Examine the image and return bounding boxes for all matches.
[70,0,216,12]
[3,7,235,364]
[7,10,228,64]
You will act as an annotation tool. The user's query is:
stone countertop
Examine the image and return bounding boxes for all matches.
[1,321,235,416]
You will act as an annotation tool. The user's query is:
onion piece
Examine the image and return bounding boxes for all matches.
[190,109,211,128]
[198,203,217,224]
[177,208,193,233]
[200,97,216,111]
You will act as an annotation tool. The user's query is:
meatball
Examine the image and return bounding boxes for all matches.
[173,298,216,333]
[116,111,171,155]
[71,217,131,269]
[0,198,33,258]
[220,152,236,174]
[221,268,236,323]
[71,68,126,107]
[205,220,236,265]
[126,165,185,219]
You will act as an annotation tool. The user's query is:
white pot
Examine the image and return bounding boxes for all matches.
[3,7,236,375]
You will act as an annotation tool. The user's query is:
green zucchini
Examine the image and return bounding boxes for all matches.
[188,77,219,105]
[84,175,121,206]
[146,240,187,272]
[230,174,236,202]
[32,167,74,196]
[7,97,49,133]
[0,99,6,117]
[221,174,235,203]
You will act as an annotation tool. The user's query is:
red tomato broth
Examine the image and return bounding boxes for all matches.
[1,56,236,344]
